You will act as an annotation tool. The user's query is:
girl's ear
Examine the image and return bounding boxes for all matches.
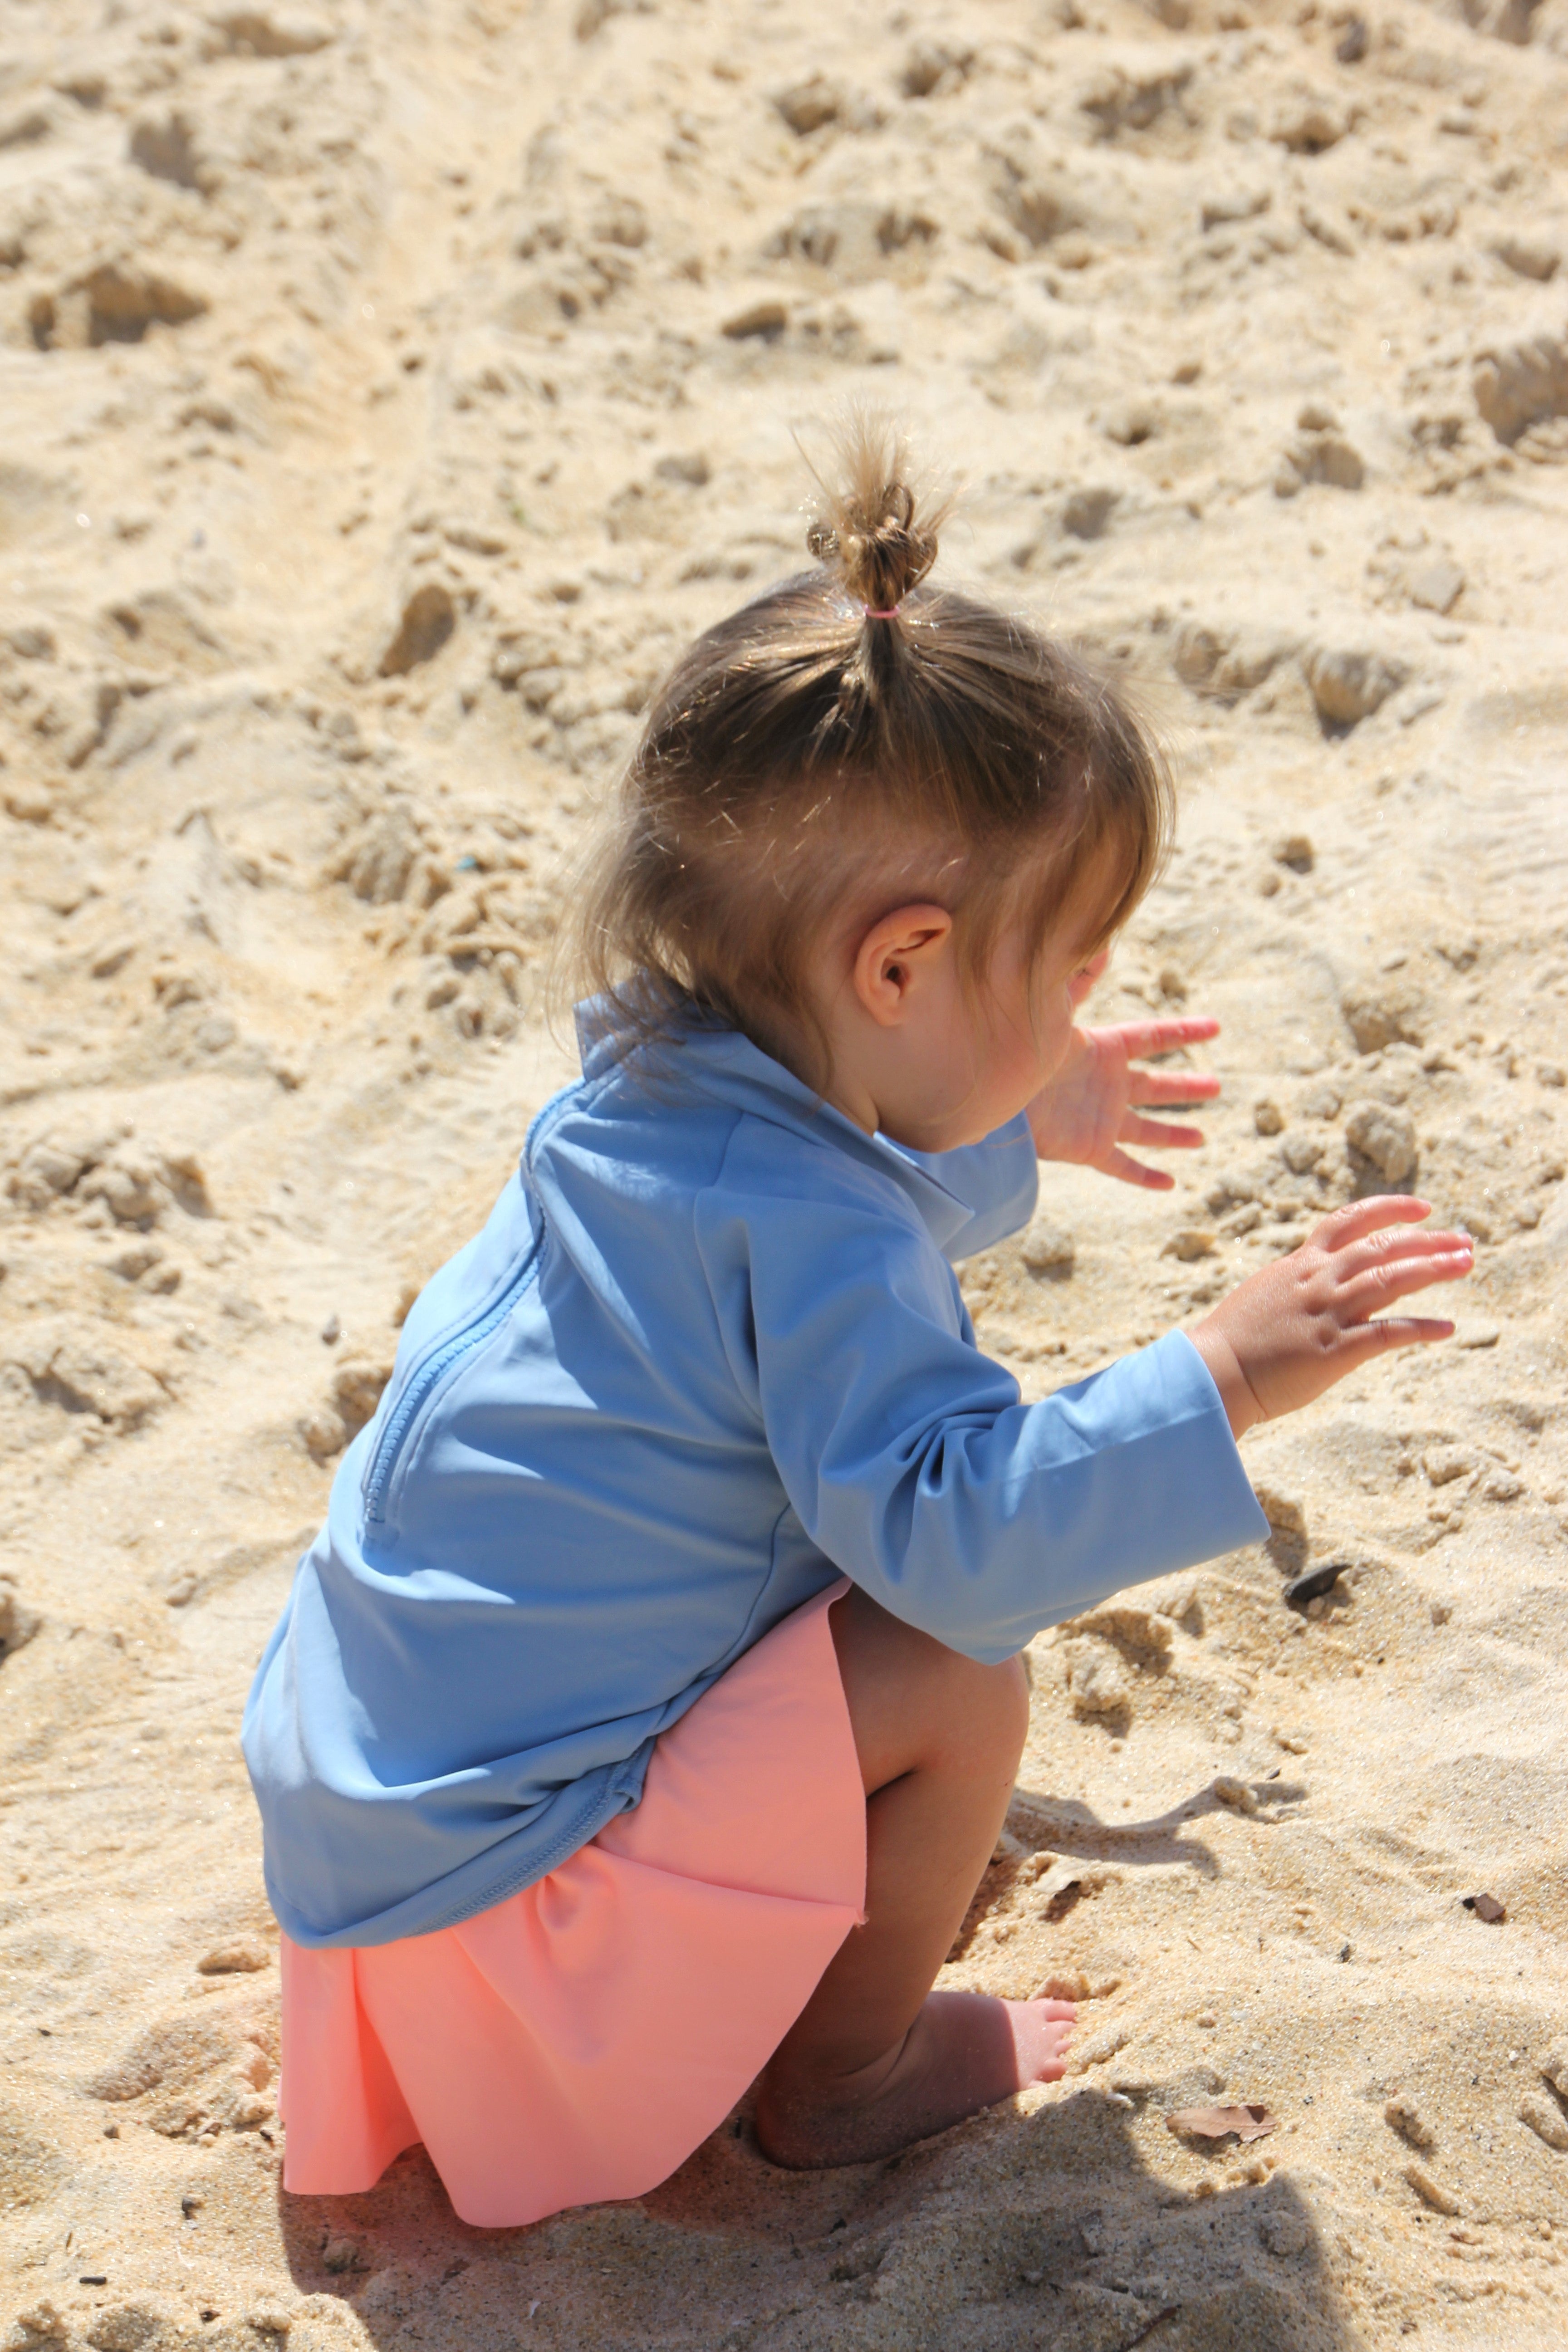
[851,903,955,1028]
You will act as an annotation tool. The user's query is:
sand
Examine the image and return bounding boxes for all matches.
[1,0,1567,2343]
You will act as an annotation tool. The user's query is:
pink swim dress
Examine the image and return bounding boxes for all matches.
[276,1580,865,2229]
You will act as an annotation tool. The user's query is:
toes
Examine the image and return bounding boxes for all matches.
[1016,2017,1076,2088]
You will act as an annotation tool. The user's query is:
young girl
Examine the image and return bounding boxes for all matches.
[243,422,1471,2228]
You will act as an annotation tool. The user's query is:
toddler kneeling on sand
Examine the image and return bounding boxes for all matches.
[243,421,1471,2227]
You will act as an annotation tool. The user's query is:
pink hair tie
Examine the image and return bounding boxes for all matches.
[863,605,901,620]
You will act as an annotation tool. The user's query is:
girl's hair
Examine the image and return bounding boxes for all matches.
[561,414,1174,1082]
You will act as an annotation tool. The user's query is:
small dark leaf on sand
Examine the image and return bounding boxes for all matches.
[1167,2103,1278,2143]
[1284,1564,1345,1609]
[1463,1892,1506,1923]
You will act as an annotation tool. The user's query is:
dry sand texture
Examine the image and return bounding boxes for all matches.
[1,0,1568,2343]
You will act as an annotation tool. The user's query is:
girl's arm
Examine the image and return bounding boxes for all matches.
[697,1132,1268,1664]
[700,1134,1471,1663]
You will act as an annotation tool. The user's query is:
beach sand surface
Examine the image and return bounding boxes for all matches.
[2,0,1568,2342]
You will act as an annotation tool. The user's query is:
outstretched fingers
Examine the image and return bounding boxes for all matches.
[1097,1146,1177,1191]
[1338,1313,1458,1365]
[1339,1247,1474,1323]
[1126,1067,1223,1107]
[1085,1016,1220,1059]
[1119,1111,1209,1152]
[1194,1190,1475,1435]
[1335,1226,1473,1283]
[1312,1194,1439,1249]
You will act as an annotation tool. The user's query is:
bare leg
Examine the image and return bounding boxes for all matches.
[755,1587,1074,2168]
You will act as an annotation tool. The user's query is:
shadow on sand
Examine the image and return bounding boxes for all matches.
[277,2073,1365,2351]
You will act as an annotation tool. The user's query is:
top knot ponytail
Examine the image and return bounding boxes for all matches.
[804,414,946,619]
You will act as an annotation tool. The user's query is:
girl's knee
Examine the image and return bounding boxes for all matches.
[979,1651,1031,1767]
[833,1588,1031,1786]
[915,1646,1029,1780]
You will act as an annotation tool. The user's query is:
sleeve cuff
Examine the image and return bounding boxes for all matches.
[1028,1329,1269,1640]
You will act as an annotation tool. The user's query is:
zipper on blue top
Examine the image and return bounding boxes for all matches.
[360,1070,603,1533]
[362,1229,545,1532]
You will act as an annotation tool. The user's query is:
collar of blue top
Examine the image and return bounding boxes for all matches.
[572,995,1029,1261]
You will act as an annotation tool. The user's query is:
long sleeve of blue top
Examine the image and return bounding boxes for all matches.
[696,1118,1263,1664]
[242,1012,1269,1949]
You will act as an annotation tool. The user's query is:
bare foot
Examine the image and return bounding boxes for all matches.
[755,1989,1075,2169]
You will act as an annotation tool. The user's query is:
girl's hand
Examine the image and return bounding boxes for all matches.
[1191,1197,1474,1440]
[1026,1014,1222,1190]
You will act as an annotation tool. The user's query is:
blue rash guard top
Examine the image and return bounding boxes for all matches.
[242,1007,1268,1949]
